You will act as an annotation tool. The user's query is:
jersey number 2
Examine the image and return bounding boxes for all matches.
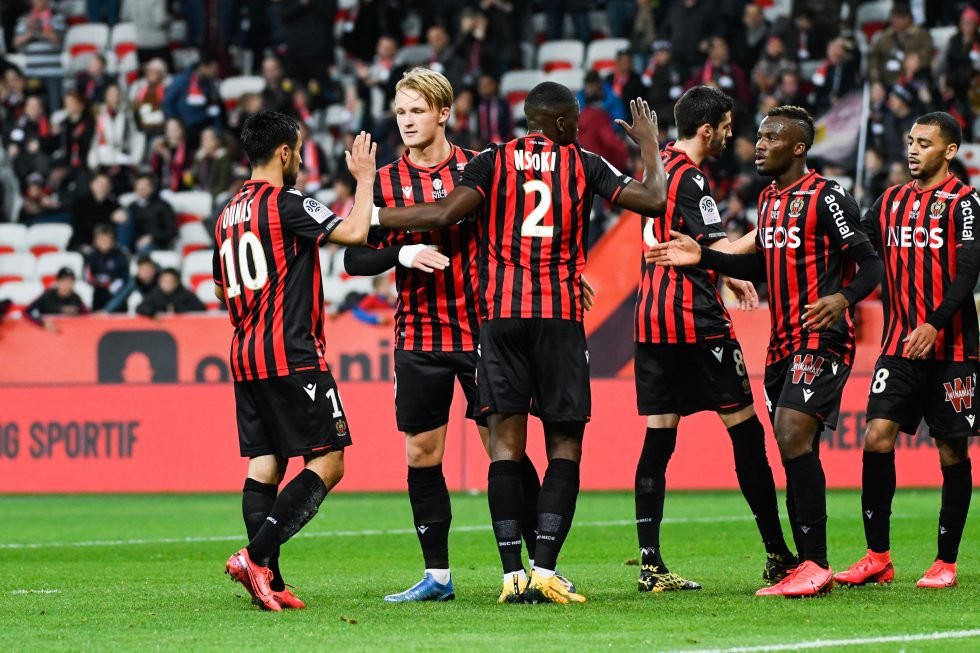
[521,179,553,238]
[219,231,269,298]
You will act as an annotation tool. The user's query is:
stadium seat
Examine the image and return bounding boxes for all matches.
[74,280,94,309]
[0,253,36,285]
[3,52,28,72]
[218,75,264,112]
[62,23,110,73]
[0,280,44,314]
[116,50,141,86]
[500,70,546,107]
[177,221,213,257]
[393,44,432,67]
[36,251,84,287]
[27,223,72,256]
[181,250,214,292]
[958,143,980,188]
[110,22,138,61]
[930,26,957,66]
[163,190,213,225]
[856,0,891,42]
[0,223,29,254]
[314,187,337,207]
[546,69,586,93]
[149,249,182,271]
[537,40,585,72]
[585,38,630,73]
[196,280,220,309]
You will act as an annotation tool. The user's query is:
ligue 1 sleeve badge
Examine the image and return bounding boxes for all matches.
[788,197,805,218]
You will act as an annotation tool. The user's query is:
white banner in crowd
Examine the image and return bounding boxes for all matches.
[809,91,864,164]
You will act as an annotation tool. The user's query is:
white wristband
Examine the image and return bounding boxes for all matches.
[398,244,428,268]
[371,205,381,226]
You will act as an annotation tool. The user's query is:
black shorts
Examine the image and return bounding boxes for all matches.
[865,356,978,438]
[235,370,353,458]
[477,318,590,422]
[394,349,484,433]
[634,339,753,416]
[764,349,851,430]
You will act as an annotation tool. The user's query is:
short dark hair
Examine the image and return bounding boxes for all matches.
[524,81,577,115]
[766,105,815,149]
[93,223,114,237]
[160,267,180,280]
[674,86,734,139]
[914,111,962,147]
[241,111,299,165]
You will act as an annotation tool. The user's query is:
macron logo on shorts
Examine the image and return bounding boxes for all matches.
[304,383,317,401]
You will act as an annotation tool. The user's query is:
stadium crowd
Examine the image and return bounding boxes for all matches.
[0,0,978,320]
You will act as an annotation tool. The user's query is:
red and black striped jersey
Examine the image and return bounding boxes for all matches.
[371,144,481,352]
[862,175,980,361]
[212,179,340,382]
[459,133,632,321]
[635,144,734,343]
[755,170,869,366]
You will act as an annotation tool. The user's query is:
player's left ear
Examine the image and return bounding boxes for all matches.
[438,106,451,126]
[945,142,958,162]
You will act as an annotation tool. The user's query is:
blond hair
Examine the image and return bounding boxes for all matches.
[395,67,454,110]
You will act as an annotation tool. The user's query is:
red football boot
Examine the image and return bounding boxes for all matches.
[226,547,281,611]
[916,560,957,589]
[271,587,306,609]
[780,560,834,597]
[833,550,894,586]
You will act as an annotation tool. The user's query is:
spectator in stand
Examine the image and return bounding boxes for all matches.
[121,173,176,252]
[881,84,918,164]
[354,34,399,128]
[689,36,752,115]
[544,0,589,43]
[162,56,223,147]
[452,7,503,85]
[69,172,126,252]
[5,95,52,152]
[189,127,231,198]
[811,37,860,115]
[940,7,979,135]
[474,73,511,145]
[731,3,770,73]
[773,68,805,107]
[228,92,262,164]
[259,55,294,116]
[868,1,933,88]
[280,0,335,89]
[130,58,169,147]
[607,0,636,40]
[52,90,94,173]
[775,6,830,65]
[662,0,717,76]
[12,135,51,190]
[607,49,646,119]
[103,252,157,313]
[419,24,468,93]
[88,83,138,192]
[350,274,396,326]
[886,159,911,188]
[298,121,329,192]
[121,0,172,67]
[136,266,204,316]
[26,266,87,331]
[642,40,683,131]
[751,36,793,97]
[448,86,480,149]
[87,0,119,25]
[150,118,193,192]
[858,148,889,209]
[895,51,933,112]
[18,171,61,223]
[85,223,129,311]
[576,69,626,126]
[12,0,65,107]
[74,53,112,106]
[1,66,27,120]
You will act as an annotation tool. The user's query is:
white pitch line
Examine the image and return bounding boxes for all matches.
[9,589,60,595]
[0,515,750,550]
[670,629,980,653]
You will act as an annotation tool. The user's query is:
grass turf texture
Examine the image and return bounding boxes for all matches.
[1,491,978,652]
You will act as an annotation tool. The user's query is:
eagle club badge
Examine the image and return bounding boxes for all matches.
[930,199,947,219]
[788,197,804,218]
[432,177,446,199]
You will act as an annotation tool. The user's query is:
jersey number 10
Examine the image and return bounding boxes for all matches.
[219,231,269,298]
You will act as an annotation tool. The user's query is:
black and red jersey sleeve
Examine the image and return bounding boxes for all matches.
[277,188,342,244]
[580,148,632,203]
[458,146,497,198]
[952,189,980,250]
[674,169,726,243]
[815,183,868,251]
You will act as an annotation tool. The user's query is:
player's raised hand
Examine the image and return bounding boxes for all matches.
[345,131,377,183]
[901,323,938,359]
[724,276,759,310]
[401,244,450,273]
[802,293,848,331]
[644,230,701,267]
[616,98,659,147]
[581,275,597,310]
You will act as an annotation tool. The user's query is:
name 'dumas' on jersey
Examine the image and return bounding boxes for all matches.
[513,149,558,172]
[221,200,252,228]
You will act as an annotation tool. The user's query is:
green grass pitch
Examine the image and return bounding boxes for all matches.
[2,490,979,652]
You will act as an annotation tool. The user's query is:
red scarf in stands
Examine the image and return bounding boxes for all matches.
[187,72,205,103]
[136,82,165,105]
[479,99,500,143]
[303,140,319,180]
[168,140,186,190]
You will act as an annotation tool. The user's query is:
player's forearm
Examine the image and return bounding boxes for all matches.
[329,182,374,245]
[639,144,667,213]
[378,202,455,230]
[925,248,980,330]
[699,246,767,282]
[838,242,883,307]
[344,244,401,276]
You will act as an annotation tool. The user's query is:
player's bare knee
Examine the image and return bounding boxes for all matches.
[863,420,899,453]
[404,428,446,467]
[247,454,284,485]
[646,413,680,429]
[718,404,755,429]
[936,437,969,466]
[305,450,345,488]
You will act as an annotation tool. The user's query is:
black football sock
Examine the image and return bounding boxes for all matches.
[784,452,829,568]
[242,478,285,591]
[937,459,972,563]
[861,451,896,553]
[635,427,677,572]
[488,460,525,574]
[407,464,452,571]
[533,458,581,572]
[247,469,328,567]
[728,416,793,558]
[519,454,541,561]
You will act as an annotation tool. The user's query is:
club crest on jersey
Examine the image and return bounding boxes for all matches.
[402,185,413,199]
[943,376,974,413]
[788,197,804,218]
[790,354,825,385]
[929,199,947,219]
[432,177,446,199]
[302,197,330,224]
[335,419,348,436]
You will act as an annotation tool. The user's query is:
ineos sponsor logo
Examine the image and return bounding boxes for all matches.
[886,226,944,248]
[760,226,801,248]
